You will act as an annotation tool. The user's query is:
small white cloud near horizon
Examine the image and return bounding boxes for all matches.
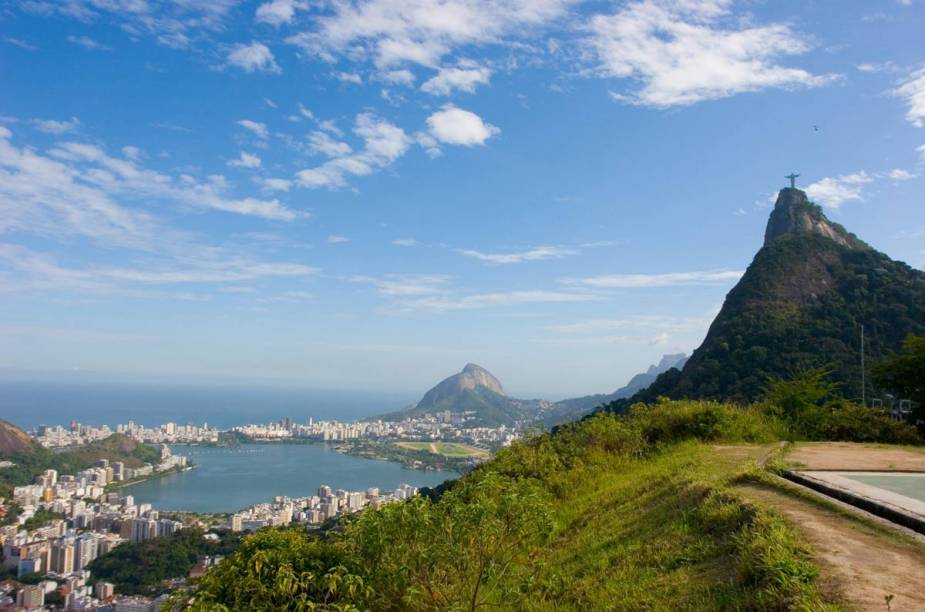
[461,245,578,264]
[228,152,262,168]
[564,270,744,289]
[392,238,419,246]
[31,117,81,134]
[227,41,281,73]
[327,235,350,244]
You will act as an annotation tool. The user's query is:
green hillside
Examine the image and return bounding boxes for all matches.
[376,386,537,427]
[0,430,161,498]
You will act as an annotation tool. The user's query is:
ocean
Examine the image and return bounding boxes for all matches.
[0,380,418,431]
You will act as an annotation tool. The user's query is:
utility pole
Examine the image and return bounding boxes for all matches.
[860,324,866,408]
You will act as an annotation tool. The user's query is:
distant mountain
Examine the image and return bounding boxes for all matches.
[611,187,925,408]
[541,353,688,426]
[0,419,37,455]
[374,363,549,427]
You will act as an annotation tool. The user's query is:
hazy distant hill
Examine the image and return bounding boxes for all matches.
[541,354,688,426]
[0,419,38,455]
[373,363,549,427]
[613,187,925,407]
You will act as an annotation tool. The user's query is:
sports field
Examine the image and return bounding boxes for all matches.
[396,441,490,458]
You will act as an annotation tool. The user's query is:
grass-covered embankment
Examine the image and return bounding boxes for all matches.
[172,397,922,610]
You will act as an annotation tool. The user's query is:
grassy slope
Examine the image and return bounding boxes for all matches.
[186,401,876,610]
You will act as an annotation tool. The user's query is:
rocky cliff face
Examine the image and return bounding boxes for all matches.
[417,363,505,409]
[764,188,860,249]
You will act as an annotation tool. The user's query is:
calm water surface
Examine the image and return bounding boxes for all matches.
[124,443,456,513]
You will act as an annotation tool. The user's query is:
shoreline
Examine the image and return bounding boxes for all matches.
[109,464,193,492]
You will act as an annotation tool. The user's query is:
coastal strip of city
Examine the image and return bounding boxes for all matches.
[0,408,517,611]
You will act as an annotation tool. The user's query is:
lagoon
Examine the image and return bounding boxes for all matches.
[124,443,456,513]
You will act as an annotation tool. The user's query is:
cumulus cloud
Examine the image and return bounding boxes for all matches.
[256,0,305,26]
[285,0,569,68]
[806,168,915,208]
[421,63,492,95]
[424,106,500,150]
[296,113,411,189]
[227,41,281,73]
[563,270,744,289]
[258,177,292,191]
[894,67,925,127]
[461,246,578,264]
[31,117,81,134]
[228,152,262,168]
[587,0,834,108]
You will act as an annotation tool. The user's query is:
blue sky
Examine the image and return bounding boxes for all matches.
[1,0,924,398]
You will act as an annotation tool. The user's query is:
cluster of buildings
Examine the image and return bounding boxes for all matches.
[233,411,518,451]
[33,421,218,449]
[0,453,188,610]
[228,483,421,532]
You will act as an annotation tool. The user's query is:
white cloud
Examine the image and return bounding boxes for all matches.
[407,290,594,311]
[894,68,925,127]
[392,238,419,246]
[256,0,305,27]
[67,35,112,51]
[264,97,278,108]
[308,131,352,157]
[805,173,871,208]
[296,113,411,189]
[237,119,269,140]
[334,71,363,84]
[258,177,292,191]
[421,64,491,95]
[806,168,915,209]
[7,37,38,51]
[327,235,350,244]
[0,129,298,238]
[121,146,142,160]
[228,152,262,168]
[285,0,569,68]
[351,274,451,297]
[563,270,744,289]
[918,144,925,164]
[31,117,81,134]
[461,245,577,264]
[425,106,499,147]
[380,69,415,86]
[227,41,281,73]
[885,168,915,181]
[587,0,834,108]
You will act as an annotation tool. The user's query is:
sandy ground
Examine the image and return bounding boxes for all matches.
[787,442,925,471]
[737,482,925,611]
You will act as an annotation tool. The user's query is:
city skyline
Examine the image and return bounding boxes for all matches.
[2,0,924,396]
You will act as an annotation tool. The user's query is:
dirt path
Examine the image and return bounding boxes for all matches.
[429,443,438,454]
[736,482,925,611]
[787,443,925,471]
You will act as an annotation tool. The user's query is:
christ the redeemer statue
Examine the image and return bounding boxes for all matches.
[786,173,800,189]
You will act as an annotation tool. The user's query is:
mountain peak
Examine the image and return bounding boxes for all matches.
[763,188,858,248]
[417,363,505,410]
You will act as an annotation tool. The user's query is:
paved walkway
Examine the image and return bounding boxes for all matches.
[796,471,925,519]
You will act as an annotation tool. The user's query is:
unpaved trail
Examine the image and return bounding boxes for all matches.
[787,443,925,471]
[736,482,925,611]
